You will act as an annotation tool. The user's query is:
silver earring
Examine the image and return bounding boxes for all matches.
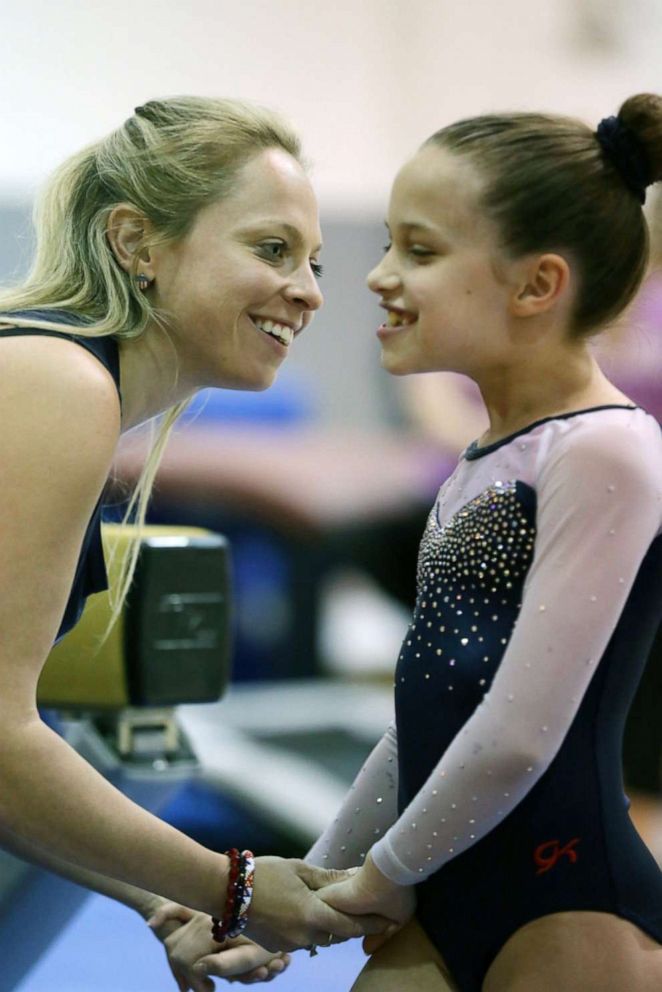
[136,273,151,292]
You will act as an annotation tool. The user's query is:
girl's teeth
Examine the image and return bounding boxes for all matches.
[386,310,415,327]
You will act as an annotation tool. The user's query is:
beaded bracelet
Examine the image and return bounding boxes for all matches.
[211,849,255,942]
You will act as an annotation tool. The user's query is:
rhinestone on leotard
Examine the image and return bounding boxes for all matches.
[388,478,537,879]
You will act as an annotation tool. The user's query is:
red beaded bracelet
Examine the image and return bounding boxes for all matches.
[211,849,255,942]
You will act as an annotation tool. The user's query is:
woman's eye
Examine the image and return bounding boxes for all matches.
[382,242,392,254]
[258,241,286,261]
[311,261,324,278]
[409,246,434,258]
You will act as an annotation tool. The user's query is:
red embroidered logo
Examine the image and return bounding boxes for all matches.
[534,837,580,875]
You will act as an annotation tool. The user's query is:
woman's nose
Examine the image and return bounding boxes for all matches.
[285,265,324,312]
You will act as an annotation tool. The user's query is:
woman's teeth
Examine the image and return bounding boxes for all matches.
[253,318,294,346]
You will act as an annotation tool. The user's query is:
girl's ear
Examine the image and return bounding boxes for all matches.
[510,253,571,318]
[106,204,154,278]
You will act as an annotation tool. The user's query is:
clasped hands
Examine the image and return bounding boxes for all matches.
[148,853,414,990]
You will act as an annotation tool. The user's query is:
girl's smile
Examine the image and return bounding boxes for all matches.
[367,145,510,379]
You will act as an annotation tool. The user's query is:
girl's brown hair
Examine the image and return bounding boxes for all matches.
[426,93,662,334]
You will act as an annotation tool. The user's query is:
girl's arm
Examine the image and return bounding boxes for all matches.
[142,724,403,984]
[324,417,662,897]
[305,722,400,869]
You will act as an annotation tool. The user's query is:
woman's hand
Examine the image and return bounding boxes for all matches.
[316,852,416,955]
[147,902,291,990]
[246,856,394,952]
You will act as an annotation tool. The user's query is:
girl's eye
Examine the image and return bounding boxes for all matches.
[311,261,324,278]
[381,242,432,258]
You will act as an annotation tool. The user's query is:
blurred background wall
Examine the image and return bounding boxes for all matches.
[1,0,661,428]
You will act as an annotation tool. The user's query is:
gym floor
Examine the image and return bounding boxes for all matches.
[14,877,368,992]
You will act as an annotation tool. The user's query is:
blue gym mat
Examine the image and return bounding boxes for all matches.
[14,890,368,991]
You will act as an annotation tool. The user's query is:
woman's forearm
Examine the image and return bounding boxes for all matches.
[0,714,227,918]
[1,826,163,919]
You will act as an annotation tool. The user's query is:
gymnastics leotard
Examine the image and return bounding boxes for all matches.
[0,311,121,642]
[308,405,662,991]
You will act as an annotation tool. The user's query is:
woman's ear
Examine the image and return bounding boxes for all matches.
[106,204,154,278]
[509,253,571,318]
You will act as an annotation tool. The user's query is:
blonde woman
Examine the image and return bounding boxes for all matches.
[0,97,396,989]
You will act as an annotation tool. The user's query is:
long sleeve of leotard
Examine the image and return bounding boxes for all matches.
[365,421,662,884]
[305,722,399,869]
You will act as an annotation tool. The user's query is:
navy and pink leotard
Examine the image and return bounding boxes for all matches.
[309,405,662,991]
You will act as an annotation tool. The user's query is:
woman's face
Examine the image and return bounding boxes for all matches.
[367,145,514,377]
[151,147,323,391]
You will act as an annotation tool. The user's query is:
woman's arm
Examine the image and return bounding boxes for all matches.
[3,830,292,990]
[0,827,161,918]
[0,336,225,911]
[0,336,386,952]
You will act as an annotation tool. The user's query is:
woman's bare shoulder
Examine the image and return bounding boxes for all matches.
[0,334,121,678]
[0,332,121,466]
[0,329,119,406]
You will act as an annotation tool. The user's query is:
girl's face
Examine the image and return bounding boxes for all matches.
[151,147,323,391]
[367,145,514,377]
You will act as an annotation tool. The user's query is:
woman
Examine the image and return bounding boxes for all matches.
[0,96,395,986]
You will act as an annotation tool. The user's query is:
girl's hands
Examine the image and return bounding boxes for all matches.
[246,856,393,952]
[145,855,398,988]
[316,852,415,955]
[147,902,291,990]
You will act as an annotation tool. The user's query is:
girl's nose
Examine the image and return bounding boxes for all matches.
[367,258,400,294]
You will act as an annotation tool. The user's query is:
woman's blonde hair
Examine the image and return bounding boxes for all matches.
[0,95,302,635]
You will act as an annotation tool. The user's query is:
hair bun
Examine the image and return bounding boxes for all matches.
[618,93,662,186]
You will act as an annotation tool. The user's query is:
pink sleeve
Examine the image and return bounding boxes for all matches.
[371,423,662,884]
[306,723,399,869]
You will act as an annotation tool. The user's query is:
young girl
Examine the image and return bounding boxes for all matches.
[316,92,662,992]
[158,95,662,990]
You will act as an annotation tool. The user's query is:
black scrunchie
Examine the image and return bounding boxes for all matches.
[595,116,650,205]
